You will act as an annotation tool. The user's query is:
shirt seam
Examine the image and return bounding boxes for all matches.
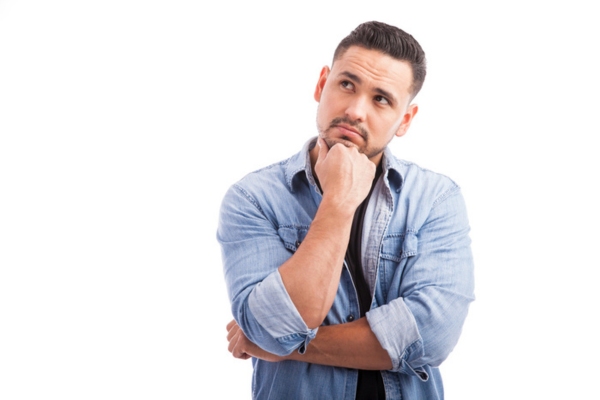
[431,184,461,209]
[233,183,268,219]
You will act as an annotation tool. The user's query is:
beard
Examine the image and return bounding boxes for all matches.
[317,115,388,159]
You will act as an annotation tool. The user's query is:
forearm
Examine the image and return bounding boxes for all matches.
[219,183,357,353]
[277,139,376,329]
[279,198,354,329]
[223,139,376,347]
[286,317,392,370]
[227,317,392,370]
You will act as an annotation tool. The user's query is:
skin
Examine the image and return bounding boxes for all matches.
[227,46,419,370]
[313,46,418,165]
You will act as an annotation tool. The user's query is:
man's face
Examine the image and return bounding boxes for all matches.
[314,46,418,164]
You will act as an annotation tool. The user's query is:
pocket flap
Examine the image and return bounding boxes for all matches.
[381,231,418,262]
[277,226,309,252]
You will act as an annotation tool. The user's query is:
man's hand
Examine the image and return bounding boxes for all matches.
[226,319,283,362]
[314,137,375,214]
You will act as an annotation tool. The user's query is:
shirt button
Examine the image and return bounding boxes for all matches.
[295,240,301,248]
[347,314,355,322]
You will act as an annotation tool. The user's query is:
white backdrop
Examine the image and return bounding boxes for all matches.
[1,1,599,399]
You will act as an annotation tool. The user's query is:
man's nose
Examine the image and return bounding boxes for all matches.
[344,96,368,122]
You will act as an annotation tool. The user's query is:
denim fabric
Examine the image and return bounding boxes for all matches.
[217,137,475,400]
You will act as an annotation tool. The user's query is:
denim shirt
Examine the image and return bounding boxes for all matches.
[217,137,475,400]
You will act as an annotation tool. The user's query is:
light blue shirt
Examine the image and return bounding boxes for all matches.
[217,137,475,399]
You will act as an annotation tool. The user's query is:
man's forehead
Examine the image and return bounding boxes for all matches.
[330,46,413,97]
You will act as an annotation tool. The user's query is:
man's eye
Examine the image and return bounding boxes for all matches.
[341,81,354,90]
[375,95,389,105]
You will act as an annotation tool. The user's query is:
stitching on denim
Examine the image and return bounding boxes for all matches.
[278,225,310,230]
[233,184,267,219]
[384,229,418,239]
[432,184,460,208]
[286,167,307,191]
[277,226,310,252]
[399,338,423,365]
[381,231,418,261]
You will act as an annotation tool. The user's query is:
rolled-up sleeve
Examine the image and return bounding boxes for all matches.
[217,184,317,356]
[366,186,474,379]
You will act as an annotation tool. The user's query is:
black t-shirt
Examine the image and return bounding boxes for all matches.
[344,166,385,400]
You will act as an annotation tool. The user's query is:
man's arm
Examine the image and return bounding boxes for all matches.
[279,139,375,328]
[218,138,375,355]
[368,187,474,373]
[227,317,393,370]
[227,184,474,375]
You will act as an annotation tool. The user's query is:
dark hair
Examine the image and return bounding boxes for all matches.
[333,21,427,98]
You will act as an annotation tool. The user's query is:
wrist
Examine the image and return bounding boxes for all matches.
[317,195,358,221]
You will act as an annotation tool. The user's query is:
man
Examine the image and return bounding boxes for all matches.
[218,21,474,399]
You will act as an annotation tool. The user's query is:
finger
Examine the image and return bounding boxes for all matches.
[228,330,244,356]
[229,333,248,359]
[226,319,237,331]
[227,327,235,342]
[317,137,329,161]
[227,332,236,354]
[227,323,239,342]
[227,319,238,332]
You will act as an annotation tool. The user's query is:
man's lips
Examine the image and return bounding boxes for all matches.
[333,124,364,140]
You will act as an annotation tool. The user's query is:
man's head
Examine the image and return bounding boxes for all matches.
[333,21,426,99]
[313,21,426,164]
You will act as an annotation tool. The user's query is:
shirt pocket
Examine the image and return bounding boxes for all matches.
[378,231,418,298]
[277,226,309,252]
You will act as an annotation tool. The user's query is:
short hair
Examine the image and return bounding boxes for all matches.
[333,21,427,98]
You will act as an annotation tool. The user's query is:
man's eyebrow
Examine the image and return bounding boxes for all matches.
[374,87,397,105]
[340,71,397,105]
[341,71,362,84]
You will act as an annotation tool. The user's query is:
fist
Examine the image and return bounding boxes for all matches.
[314,138,376,211]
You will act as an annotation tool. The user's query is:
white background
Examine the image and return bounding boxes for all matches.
[1,1,599,399]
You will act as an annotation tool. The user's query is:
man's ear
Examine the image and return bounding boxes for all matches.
[395,104,419,137]
[314,66,330,102]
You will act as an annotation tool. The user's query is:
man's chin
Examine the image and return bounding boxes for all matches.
[323,137,361,151]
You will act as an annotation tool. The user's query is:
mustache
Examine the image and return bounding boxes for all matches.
[328,117,369,139]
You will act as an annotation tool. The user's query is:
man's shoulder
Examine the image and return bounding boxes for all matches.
[234,156,295,191]
[224,152,309,213]
[232,141,311,195]
[220,150,315,224]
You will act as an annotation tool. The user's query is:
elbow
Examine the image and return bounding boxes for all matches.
[302,313,327,330]
[294,301,330,330]
[418,317,469,368]
[233,292,319,356]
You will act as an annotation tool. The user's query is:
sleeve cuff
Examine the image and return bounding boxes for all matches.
[366,298,427,380]
[248,271,318,354]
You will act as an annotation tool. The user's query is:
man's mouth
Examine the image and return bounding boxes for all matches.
[327,117,368,141]
[334,124,363,139]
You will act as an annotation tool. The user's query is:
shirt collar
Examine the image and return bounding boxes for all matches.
[285,136,405,192]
